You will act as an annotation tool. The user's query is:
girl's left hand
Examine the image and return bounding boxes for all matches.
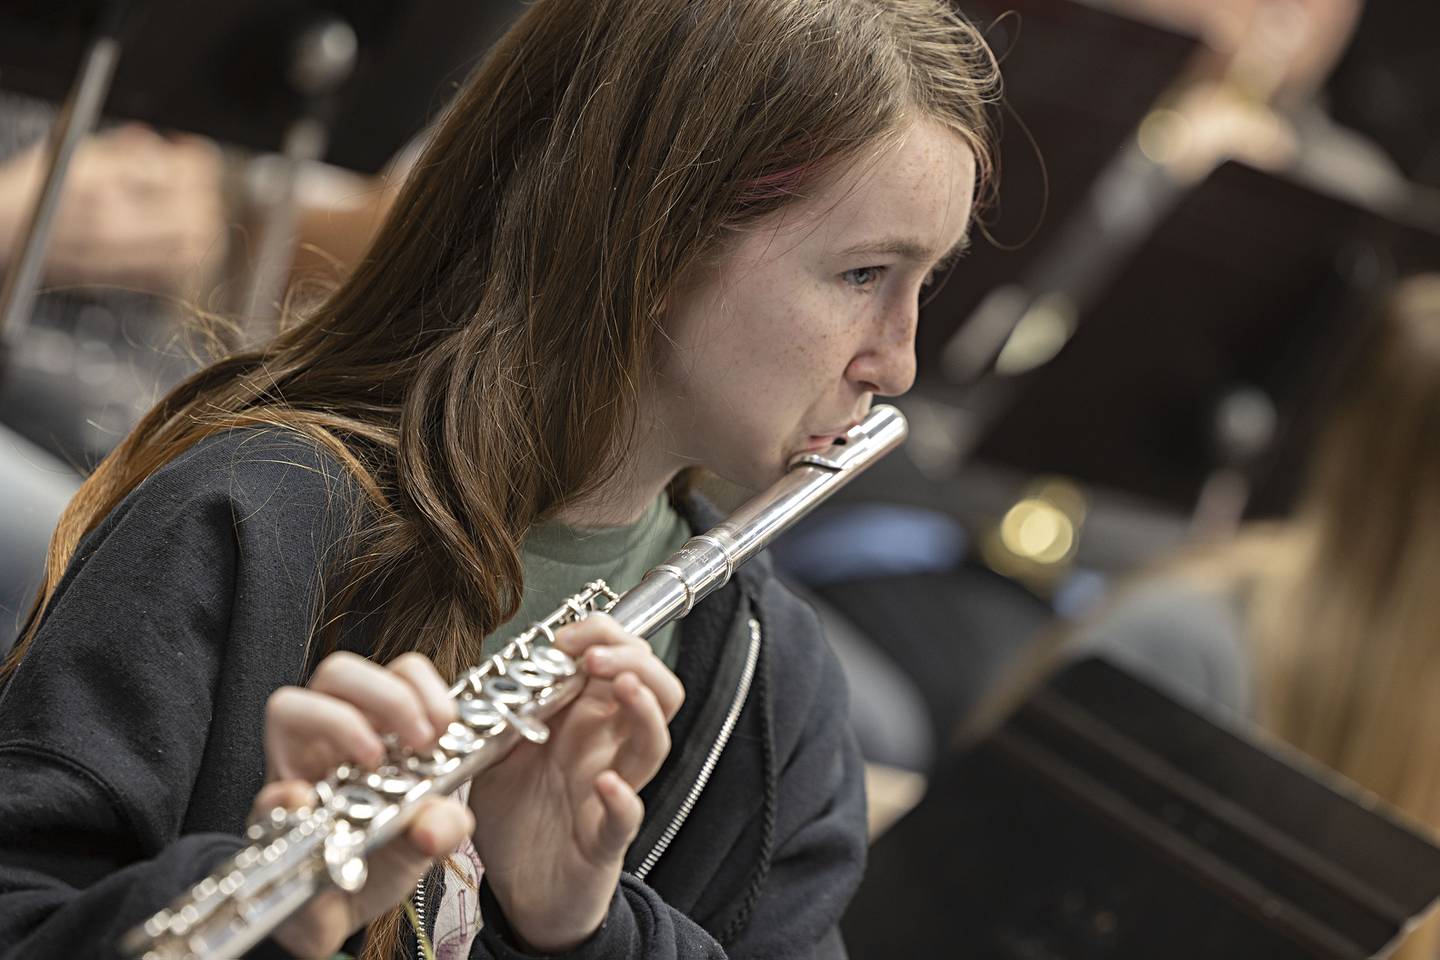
[466,613,685,954]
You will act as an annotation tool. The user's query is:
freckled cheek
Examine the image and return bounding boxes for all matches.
[721,290,846,412]
[758,315,829,393]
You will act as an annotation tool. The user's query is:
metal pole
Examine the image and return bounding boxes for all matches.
[238,18,356,338]
[0,28,124,349]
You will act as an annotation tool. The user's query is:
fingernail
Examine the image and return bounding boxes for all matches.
[588,649,611,670]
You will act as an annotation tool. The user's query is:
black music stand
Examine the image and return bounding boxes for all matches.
[0,0,523,172]
[843,657,1440,959]
[1328,0,1440,190]
[967,160,1440,518]
[915,0,1199,371]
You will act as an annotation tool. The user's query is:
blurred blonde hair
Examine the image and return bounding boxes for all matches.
[1193,274,1440,956]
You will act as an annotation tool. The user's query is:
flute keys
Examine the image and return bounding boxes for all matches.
[506,659,556,690]
[493,700,551,744]
[323,823,368,893]
[365,766,420,797]
[482,675,530,706]
[471,677,548,742]
[330,784,384,824]
[408,748,463,778]
[438,721,483,755]
[246,803,311,842]
[529,646,577,677]
[458,695,504,732]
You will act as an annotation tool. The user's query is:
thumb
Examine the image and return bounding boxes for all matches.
[349,797,474,928]
[593,771,644,857]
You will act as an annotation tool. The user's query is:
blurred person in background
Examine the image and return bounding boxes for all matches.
[1072,274,1440,958]
[0,96,404,653]
[0,122,228,297]
[0,109,227,654]
[1103,0,1421,209]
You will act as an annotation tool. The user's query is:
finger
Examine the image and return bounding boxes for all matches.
[249,779,317,825]
[402,796,476,858]
[610,673,672,788]
[167,131,222,159]
[553,612,646,658]
[582,645,684,720]
[386,652,458,739]
[265,686,385,779]
[337,798,474,935]
[308,652,437,751]
[108,123,163,147]
[594,771,645,857]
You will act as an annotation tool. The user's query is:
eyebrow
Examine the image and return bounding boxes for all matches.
[837,231,973,268]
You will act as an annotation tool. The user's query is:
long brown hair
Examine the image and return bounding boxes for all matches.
[3,0,999,954]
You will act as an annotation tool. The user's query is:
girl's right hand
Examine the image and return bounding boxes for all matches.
[257,652,473,958]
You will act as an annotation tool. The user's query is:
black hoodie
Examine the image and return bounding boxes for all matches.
[0,429,867,959]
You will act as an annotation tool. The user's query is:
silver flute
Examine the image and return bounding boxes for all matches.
[122,405,907,960]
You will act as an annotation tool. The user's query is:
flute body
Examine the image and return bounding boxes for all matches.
[122,404,908,959]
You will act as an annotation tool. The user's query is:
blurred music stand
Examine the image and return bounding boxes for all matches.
[916,0,1199,371]
[1328,0,1440,191]
[843,657,1440,959]
[0,0,521,171]
[966,160,1440,519]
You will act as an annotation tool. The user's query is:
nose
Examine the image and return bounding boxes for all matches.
[846,294,918,398]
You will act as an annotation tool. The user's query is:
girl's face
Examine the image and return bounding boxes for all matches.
[652,118,977,490]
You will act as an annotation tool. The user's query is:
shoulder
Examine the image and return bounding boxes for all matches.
[104,427,362,539]
[151,427,358,513]
[62,428,365,600]
[1071,576,1252,717]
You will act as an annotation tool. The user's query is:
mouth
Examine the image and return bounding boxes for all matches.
[802,421,861,451]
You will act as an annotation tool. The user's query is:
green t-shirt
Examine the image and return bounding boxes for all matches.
[480,495,692,668]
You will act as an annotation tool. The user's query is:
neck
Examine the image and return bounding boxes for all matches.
[553,481,670,527]
[552,429,687,528]
[553,383,698,527]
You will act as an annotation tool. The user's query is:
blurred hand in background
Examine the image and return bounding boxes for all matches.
[0,123,226,296]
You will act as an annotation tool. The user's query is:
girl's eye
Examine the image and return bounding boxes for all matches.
[842,266,884,288]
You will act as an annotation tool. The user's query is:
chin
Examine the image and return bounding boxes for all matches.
[709,455,789,495]
[757,455,794,488]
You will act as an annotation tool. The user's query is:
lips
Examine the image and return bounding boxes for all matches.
[804,421,861,449]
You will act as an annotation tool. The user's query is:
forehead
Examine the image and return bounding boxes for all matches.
[759,119,978,258]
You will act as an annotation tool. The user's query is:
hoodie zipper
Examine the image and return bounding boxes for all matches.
[412,872,428,960]
[634,617,762,880]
